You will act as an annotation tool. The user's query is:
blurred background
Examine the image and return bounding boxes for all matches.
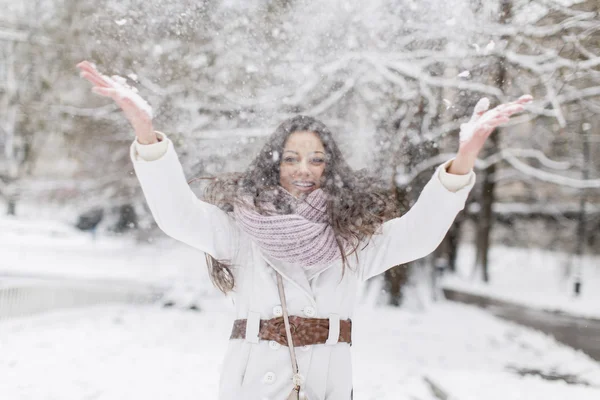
[1,0,599,399]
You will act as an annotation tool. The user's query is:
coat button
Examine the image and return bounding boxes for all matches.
[269,340,281,350]
[272,305,283,317]
[303,306,316,317]
[263,372,277,384]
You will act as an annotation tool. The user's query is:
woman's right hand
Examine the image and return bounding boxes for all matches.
[77,60,158,144]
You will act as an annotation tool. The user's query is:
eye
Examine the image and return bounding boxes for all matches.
[310,158,325,164]
[283,157,297,163]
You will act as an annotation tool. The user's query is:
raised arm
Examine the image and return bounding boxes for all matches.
[358,95,533,281]
[358,160,474,281]
[130,133,238,259]
[77,61,238,260]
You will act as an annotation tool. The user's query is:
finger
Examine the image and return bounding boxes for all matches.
[471,97,490,121]
[111,75,128,86]
[478,109,501,125]
[97,90,141,117]
[477,124,494,138]
[516,94,533,104]
[92,87,119,98]
[491,116,511,126]
[80,71,112,88]
[496,96,532,111]
[497,104,524,116]
[77,61,120,89]
[491,103,524,118]
[119,96,142,113]
[76,61,96,72]
[77,62,105,80]
[79,65,117,89]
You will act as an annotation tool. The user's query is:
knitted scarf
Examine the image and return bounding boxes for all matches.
[233,187,342,268]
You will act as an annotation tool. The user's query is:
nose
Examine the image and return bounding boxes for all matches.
[293,160,311,178]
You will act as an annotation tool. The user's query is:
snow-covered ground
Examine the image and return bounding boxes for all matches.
[0,214,214,311]
[1,215,600,399]
[1,303,599,400]
[442,244,600,320]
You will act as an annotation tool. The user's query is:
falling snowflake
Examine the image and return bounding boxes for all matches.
[114,19,127,26]
[458,71,471,78]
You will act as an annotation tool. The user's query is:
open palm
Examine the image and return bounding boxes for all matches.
[77,61,156,142]
[459,95,533,157]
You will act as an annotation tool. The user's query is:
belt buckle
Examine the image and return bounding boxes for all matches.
[271,317,288,346]
[274,317,298,346]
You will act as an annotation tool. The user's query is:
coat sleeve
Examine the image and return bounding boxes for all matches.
[357,161,475,281]
[130,133,239,261]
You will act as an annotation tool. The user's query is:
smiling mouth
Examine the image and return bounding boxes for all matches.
[293,181,315,190]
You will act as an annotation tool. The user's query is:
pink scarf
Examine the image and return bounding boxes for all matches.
[233,188,342,268]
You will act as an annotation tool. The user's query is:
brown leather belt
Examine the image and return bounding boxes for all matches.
[230,316,352,347]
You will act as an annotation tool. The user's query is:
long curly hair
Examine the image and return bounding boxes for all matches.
[201,115,398,293]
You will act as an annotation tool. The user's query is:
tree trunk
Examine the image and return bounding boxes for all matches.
[7,198,16,216]
[474,0,512,283]
[573,113,591,296]
[115,204,138,233]
[446,216,464,273]
[474,150,496,283]
[384,265,410,306]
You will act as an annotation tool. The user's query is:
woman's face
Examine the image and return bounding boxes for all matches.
[279,131,326,198]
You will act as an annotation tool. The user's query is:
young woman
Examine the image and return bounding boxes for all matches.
[77,60,531,400]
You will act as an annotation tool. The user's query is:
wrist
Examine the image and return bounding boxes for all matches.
[456,149,478,163]
[136,129,158,145]
[448,152,477,175]
[136,135,158,145]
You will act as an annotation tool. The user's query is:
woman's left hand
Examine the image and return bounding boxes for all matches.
[448,94,533,175]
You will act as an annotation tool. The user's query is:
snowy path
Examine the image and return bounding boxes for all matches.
[442,244,600,320]
[444,288,600,361]
[1,302,599,400]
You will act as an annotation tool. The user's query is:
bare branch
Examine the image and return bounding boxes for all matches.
[394,148,597,189]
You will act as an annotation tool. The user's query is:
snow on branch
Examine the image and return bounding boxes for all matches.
[582,99,600,114]
[503,155,600,189]
[394,149,600,189]
[480,149,572,171]
[0,29,28,43]
[542,80,567,128]
[504,49,600,75]
[480,201,600,216]
[529,0,587,17]
[556,86,600,104]
[563,34,598,60]
[384,61,504,98]
[417,113,542,144]
[481,14,598,39]
[0,29,51,45]
[139,78,188,96]
[302,74,358,116]
[368,61,416,100]
[54,104,119,118]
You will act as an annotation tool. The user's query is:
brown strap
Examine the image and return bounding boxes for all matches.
[230,316,352,346]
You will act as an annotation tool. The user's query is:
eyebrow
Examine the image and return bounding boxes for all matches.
[283,150,326,155]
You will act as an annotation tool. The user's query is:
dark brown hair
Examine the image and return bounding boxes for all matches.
[201,115,397,293]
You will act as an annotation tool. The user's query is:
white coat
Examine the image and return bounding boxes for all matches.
[130,134,475,400]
